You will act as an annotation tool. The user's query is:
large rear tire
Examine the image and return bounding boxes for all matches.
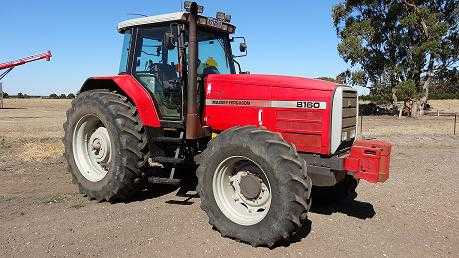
[197,126,311,247]
[63,89,148,202]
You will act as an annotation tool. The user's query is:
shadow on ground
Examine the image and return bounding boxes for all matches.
[272,219,312,248]
[121,176,199,205]
[93,178,375,249]
[310,200,376,220]
[125,185,180,203]
[0,107,27,110]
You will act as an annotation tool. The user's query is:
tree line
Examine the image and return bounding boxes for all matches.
[1,92,75,99]
[332,0,458,117]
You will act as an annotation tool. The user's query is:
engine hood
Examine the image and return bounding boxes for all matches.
[205,74,338,91]
[204,73,342,155]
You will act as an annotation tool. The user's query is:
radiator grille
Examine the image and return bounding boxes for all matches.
[339,90,357,150]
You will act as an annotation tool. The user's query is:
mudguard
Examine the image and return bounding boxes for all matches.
[80,75,160,127]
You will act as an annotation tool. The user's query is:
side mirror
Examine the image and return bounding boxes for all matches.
[239,42,247,53]
[232,36,247,57]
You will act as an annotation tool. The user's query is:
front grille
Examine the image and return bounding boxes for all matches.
[342,90,357,130]
[337,90,357,151]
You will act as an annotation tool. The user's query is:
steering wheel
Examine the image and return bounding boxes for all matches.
[145,60,160,75]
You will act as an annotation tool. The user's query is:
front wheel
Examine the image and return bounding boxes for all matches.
[197,126,311,247]
[63,90,148,202]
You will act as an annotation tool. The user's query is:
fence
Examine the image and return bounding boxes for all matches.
[424,111,457,135]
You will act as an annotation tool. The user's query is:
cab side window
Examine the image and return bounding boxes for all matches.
[134,27,181,121]
[119,29,132,74]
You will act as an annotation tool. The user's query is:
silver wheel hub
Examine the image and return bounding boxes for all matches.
[89,127,111,163]
[229,171,270,214]
[213,156,272,226]
[72,115,111,182]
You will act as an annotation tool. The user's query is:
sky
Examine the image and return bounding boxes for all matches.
[0,0,356,96]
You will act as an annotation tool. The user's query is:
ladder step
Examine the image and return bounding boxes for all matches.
[148,177,182,185]
[151,156,185,165]
[160,121,185,130]
[154,136,183,143]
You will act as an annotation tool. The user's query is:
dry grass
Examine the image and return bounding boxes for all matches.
[429,99,459,113]
[0,98,70,140]
[361,115,457,137]
[17,141,64,162]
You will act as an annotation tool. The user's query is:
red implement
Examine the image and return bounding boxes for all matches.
[344,139,392,183]
[0,51,52,70]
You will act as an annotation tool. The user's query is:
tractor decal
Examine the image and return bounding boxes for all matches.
[206,99,326,109]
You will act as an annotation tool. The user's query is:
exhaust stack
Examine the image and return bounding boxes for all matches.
[185,2,202,139]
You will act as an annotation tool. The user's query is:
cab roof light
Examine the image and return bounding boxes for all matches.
[216,11,225,20]
[216,11,231,23]
[225,14,231,23]
[198,17,207,24]
[184,1,204,14]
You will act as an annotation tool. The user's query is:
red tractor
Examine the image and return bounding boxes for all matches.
[64,2,391,247]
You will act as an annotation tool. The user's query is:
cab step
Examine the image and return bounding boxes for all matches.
[148,131,184,185]
[148,177,182,185]
[153,136,183,144]
[150,156,186,165]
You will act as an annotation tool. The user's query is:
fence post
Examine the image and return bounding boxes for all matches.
[0,82,3,109]
[454,114,457,135]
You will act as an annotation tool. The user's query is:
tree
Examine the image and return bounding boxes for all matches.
[316,76,339,83]
[1,92,8,99]
[332,0,458,116]
[49,93,58,99]
[430,68,459,99]
[17,92,24,99]
[67,93,76,99]
[59,94,67,99]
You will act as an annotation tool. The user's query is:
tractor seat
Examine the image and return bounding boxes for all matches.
[153,63,178,90]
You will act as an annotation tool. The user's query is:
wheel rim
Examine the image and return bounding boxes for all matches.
[213,156,272,226]
[72,114,111,182]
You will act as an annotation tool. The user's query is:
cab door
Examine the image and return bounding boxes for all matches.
[132,26,183,121]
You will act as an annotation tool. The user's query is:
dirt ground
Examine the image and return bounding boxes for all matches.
[0,98,458,257]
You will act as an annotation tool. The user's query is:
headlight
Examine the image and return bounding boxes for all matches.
[341,131,348,141]
[349,128,356,139]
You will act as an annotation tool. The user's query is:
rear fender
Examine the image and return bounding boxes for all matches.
[80,75,160,127]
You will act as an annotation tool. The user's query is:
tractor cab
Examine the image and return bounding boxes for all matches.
[117,5,244,125]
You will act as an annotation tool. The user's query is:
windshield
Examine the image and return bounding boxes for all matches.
[195,30,235,75]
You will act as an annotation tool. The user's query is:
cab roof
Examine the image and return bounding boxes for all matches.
[118,12,187,32]
[117,11,236,34]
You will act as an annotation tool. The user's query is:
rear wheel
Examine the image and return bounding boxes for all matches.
[63,89,148,202]
[197,126,311,247]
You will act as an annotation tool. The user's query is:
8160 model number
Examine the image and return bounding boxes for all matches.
[296,101,322,109]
